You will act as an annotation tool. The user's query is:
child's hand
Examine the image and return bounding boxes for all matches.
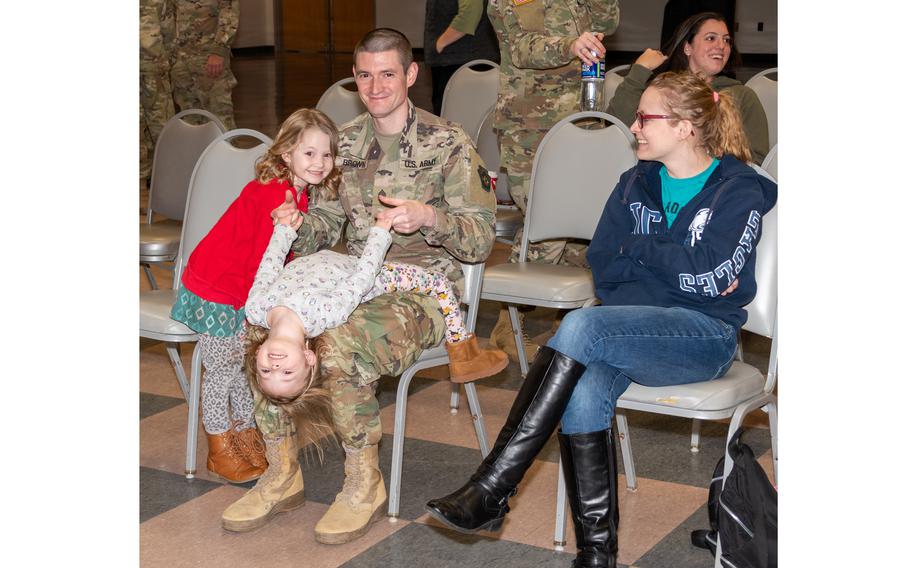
[274,190,303,230]
[374,215,394,232]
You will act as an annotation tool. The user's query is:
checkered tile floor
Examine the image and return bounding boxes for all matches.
[140,260,773,568]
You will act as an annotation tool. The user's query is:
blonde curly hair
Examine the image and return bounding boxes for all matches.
[244,324,336,454]
[255,108,342,198]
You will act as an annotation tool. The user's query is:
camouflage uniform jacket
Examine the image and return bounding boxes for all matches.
[173,0,239,59]
[292,100,497,285]
[488,0,620,131]
[140,0,174,70]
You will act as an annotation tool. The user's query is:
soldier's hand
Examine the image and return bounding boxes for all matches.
[206,54,225,78]
[635,48,668,71]
[376,195,435,234]
[271,190,299,227]
[571,32,606,67]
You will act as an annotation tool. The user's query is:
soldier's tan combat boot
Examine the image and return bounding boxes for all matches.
[489,308,539,364]
[314,444,387,544]
[221,433,305,532]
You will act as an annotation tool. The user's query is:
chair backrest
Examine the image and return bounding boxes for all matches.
[520,112,638,260]
[316,77,367,127]
[440,59,500,143]
[475,104,513,203]
[761,143,778,180]
[603,64,630,107]
[148,109,226,221]
[173,129,273,286]
[744,67,777,149]
[742,164,777,337]
[459,262,485,332]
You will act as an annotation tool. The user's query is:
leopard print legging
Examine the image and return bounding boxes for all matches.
[198,332,256,434]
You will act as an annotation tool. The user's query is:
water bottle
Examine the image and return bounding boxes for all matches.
[580,57,605,112]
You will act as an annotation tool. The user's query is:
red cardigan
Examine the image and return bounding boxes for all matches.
[181,178,308,309]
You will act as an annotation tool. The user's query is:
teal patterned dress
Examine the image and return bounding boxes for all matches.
[170,284,247,337]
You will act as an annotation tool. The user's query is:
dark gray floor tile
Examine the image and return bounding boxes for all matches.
[140,392,185,420]
[633,504,716,568]
[300,433,490,521]
[617,414,771,488]
[377,375,438,409]
[139,466,224,523]
[341,522,624,568]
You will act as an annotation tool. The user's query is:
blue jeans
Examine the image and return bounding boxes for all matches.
[547,306,738,435]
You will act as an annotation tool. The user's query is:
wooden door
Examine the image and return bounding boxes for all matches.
[278,0,374,53]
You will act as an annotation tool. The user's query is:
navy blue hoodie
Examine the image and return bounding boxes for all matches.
[587,155,778,329]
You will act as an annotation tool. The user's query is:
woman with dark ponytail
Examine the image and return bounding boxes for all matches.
[426,71,777,568]
[607,12,770,164]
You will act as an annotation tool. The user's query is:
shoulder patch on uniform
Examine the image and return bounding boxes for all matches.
[477,165,491,192]
[512,0,535,5]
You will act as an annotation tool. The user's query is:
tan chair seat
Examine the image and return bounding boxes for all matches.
[140,220,182,259]
[619,360,765,413]
[140,289,196,338]
[482,263,594,304]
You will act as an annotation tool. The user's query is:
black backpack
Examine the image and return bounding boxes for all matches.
[691,427,778,568]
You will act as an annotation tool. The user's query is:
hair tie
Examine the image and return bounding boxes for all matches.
[712,91,720,103]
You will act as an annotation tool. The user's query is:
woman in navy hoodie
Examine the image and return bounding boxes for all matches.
[426,71,778,568]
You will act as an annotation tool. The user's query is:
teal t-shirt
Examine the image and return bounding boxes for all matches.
[660,158,720,228]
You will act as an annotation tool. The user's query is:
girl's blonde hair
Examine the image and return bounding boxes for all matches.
[649,71,752,163]
[244,324,335,455]
[255,108,342,198]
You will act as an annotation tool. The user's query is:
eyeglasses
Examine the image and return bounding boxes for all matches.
[636,111,674,129]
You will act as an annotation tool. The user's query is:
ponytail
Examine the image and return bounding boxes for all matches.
[650,71,751,163]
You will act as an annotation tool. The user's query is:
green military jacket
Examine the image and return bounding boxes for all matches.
[292,100,497,285]
[140,0,174,67]
[488,0,620,132]
[173,0,239,59]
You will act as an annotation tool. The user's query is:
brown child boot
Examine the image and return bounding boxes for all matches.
[446,333,509,383]
[234,426,268,470]
[206,431,266,483]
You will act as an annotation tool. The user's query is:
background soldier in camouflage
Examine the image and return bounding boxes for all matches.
[170,0,239,130]
[222,28,495,544]
[140,0,175,185]
[486,0,620,360]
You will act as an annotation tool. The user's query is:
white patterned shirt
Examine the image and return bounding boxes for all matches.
[245,224,392,337]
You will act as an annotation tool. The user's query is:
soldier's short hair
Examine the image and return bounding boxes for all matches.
[353,28,414,70]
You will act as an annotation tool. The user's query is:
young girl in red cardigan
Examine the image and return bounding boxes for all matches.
[170,108,338,483]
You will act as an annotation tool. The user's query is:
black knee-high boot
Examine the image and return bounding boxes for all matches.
[558,429,620,568]
[425,346,586,533]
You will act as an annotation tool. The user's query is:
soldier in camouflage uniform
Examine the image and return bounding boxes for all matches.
[486,0,620,361]
[170,0,239,130]
[221,28,496,544]
[140,0,175,184]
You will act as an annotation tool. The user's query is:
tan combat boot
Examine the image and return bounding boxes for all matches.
[221,433,306,532]
[314,444,387,544]
[489,308,539,364]
[206,431,265,483]
[446,333,509,383]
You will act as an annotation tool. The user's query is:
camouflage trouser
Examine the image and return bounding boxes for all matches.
[498,128,589,268]
[170,52,238,130]
[139,57,174,180]
[253,293,445,447]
